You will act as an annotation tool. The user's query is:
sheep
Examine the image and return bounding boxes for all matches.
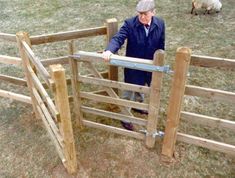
[191,0,222,15]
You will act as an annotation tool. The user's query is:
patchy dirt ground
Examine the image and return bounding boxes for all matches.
[0,0,235,177]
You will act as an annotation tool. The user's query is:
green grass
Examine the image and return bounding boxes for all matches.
[0,0,235,177]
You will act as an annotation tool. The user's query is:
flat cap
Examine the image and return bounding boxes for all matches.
[136,0,155,12]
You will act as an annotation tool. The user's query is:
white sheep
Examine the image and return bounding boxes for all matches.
[191,0,222,15]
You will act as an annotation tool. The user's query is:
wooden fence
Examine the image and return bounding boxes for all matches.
[1,19,235,174]
[162,48,235,158]
[0,18,119,174]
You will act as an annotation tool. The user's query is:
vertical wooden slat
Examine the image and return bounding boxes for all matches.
[145,50,165,148]
[50,64,77,174]
[105,18,118,82]
[68,40,83,128]
[161,47,191,158]
[16,32,39,119]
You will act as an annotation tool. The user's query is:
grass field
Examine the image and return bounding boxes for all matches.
[0,0,235,177]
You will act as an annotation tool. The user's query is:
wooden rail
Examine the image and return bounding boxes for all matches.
[83,119,145,140]
[30,26,107,45]
[79,76,150,94]
[0,89,31,104]
[81,106,147,126]
[177,132,235,156]
[0,33,16,42]
[185,85,235,104]
[181,111,235,131]
[191,54,235,70]
[0,55,21,66]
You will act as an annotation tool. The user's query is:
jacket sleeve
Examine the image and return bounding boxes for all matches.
[105,20,129,53]
[159,20,165,50]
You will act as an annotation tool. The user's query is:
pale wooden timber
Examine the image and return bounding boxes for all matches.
[35,105,66,163]
[191,54,235,70]
[185,85,235,104]
[85,71,109,78]
[22,41,50,85]
[177,132,235,156]
[76,51,153,65]
[16,32,40,119]
[162,47,192,158]
[41,56,69,66]
[32,87,63,147]
[146,50,165,148]
[26,64,59,120]
[30,26,106,45]
[50,64,77,174]
[0,55,21,66]
[81,106,147,126]
[105,18,118,84]
[0,89,31,104]
[83,62,133,116]
[83,119,145,140]
[79,76,150,94]
[80,91,149,110]
[0,74,27,86]
[68,40,83,127]
[0,33,16,42]
[181,111,235,131]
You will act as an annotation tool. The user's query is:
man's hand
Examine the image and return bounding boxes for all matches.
[102,50,113,62]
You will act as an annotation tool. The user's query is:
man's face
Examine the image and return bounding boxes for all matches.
[138,10,154,25]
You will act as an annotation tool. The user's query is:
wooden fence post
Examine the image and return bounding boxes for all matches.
[68,40,83,128]
[162,47,191,158]
[16,32,39,119]
[145,50,165,148]
[50,64,77,174]
[105,18,118,82]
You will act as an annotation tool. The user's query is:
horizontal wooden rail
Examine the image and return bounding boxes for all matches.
[0,55,21,66]
[79,76,150,94]
[0,33,16,42]
[83,119,145,140]
[81,106,147,126]
[177,132,235,156]
[0,89,31,104]
[22,41,50,84]
[185,85,235,104]
[0,74,27,86]
[26,64,59,120]
[41,56,69,66]
[80,91,149,110]
[191,55,235,70]
[30,26,107,45]
[181,111,235,131]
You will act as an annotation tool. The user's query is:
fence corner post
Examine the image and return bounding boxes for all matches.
[49,64,77,174]
[145,49,165,148]
[105,18,118,83]
[161,47,191,158]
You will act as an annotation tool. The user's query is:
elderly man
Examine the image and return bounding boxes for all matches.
[103,0,165,130]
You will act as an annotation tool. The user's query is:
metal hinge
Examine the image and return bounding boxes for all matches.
[140,129,165,138]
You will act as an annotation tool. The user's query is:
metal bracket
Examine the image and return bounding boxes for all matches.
[110,59,172,73]
[140,129,165,138]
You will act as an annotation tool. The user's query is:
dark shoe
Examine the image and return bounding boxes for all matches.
[132,108,148,115]
[121,121,134,131]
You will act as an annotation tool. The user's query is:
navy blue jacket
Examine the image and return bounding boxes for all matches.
[106,16,165,86]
